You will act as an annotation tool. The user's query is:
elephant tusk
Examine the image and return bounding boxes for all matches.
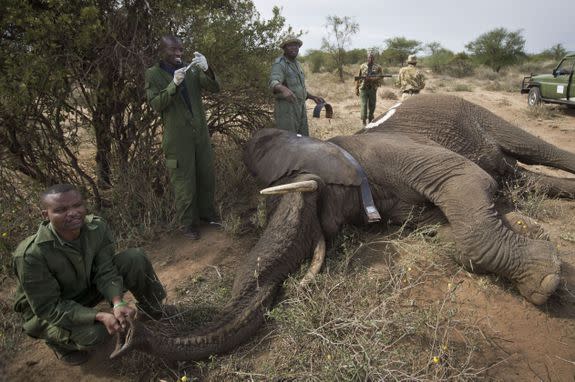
[260,180,318,195]
[299,235,326,287]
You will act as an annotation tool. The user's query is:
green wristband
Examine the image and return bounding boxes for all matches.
[113,300,127,309]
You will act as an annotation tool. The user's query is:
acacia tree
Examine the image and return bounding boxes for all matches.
[321,15,359,82]
[380,37,422,66]
[541,44,566,61]
[465,27,526,72]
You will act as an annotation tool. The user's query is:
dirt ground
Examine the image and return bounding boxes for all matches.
[2,75,575,381]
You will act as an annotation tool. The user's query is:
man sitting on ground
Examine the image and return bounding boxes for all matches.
[12,184,171,366]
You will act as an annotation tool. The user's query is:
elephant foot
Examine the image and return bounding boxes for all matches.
[513,240,561,305]
[502,212,549,241]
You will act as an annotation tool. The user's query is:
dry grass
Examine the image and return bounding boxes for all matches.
[500,175,559,220]
[525,105,562,120]
[113,225,488,381]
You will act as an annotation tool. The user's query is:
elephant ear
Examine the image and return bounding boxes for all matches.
[244,128,362,187]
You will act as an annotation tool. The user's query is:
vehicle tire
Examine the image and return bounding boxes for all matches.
[528,87,542,107]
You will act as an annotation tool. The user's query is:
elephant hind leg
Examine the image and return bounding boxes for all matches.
[514,168,575,198]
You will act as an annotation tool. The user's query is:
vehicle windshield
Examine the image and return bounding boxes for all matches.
[556,58,574,76]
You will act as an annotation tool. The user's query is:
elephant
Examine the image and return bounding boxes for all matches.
[111,94,575,362]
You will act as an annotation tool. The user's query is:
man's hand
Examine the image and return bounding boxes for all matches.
[280,87,297,103]
[173,67,186,85]
[311,95,325,105]
[95,312,122,335]
[191,52,209,72]
[113,304,136,330]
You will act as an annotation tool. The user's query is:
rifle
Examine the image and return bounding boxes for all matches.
[354,74,394,81]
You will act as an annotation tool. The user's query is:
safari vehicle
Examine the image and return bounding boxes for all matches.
[521,52,575,107]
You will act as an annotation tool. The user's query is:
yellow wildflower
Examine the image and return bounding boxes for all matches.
[433,356,440,364]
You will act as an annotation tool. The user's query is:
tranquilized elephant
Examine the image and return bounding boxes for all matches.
[112,94,575,361]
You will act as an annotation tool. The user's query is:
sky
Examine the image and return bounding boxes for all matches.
[251,0,574,55]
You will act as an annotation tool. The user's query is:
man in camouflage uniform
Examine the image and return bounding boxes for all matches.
[12,184,168,366]
[355,50,384,125]
[269,36,324,136]
[146,36,220,240]
[397,54,426,100]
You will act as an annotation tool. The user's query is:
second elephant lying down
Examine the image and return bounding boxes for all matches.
[113,94,574,361]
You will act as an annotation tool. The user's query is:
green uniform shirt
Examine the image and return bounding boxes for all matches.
[12,215,123,331]
[269,55,309,135]
[145,63,220,225]
[145,63,220,156]
[356,62,384,91]
[398,64,426,92]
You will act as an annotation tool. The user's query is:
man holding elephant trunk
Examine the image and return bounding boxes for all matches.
[12,184,171,366]
[269,35,325,136]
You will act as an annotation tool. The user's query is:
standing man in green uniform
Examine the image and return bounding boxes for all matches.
[397,54,426,100]
[355,50,384,125]
[145,36,220,240]
[12,184,169,365]
[269,35,325,137]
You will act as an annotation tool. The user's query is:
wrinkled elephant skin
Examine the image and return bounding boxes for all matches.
[115,94,574,361]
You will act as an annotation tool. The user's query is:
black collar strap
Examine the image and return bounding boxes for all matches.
[327,142,381,223]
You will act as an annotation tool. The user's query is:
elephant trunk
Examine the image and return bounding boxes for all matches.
[112,192,322,361]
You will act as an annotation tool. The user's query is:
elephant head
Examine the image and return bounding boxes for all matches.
[111,94,573,362]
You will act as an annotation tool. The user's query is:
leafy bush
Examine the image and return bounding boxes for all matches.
[447,53,475,78]
[0,0,286,256]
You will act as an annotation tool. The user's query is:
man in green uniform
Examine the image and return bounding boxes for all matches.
[269,35,324,136]
[355,50,384,125]
[397,54,426,100]
[145,36,221,240]
[12,184,168,365]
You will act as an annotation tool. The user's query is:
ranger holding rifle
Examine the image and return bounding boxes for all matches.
[355,50,388,125]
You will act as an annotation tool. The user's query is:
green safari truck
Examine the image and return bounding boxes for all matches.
[521,52,575,107]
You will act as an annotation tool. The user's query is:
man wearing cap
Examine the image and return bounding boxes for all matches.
[269,35,325,136]
[355,50,384,125]
[397,54,426,100]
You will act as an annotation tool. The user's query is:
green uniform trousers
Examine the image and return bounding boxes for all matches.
[165,128,216,227]
[360,88,378,123]
[274,98,309,137]
[24,248,165,356]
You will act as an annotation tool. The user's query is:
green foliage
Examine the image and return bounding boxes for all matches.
[302,49,329,73]
[0,0,287,255]
[301,48,372,73]
[345,48,370,65]
[539,43,567,61]
[448,53,475,78]
[426,48,455,73]
[321,15,359,81]
[425,46,474,78]
[465,27,526,72]
[381,36,422,66]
